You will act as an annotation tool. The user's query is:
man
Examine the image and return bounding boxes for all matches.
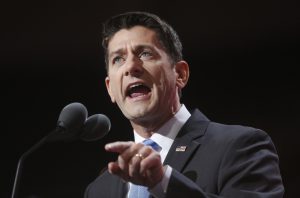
[85,11,284,198]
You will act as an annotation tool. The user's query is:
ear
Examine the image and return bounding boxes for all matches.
[175,61,189,89]
[105,76,116,103]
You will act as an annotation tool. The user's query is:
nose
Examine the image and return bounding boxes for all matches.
[124,55,143,77]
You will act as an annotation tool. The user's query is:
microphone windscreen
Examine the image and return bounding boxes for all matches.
[81,114,111,142]
[57,102,88,133]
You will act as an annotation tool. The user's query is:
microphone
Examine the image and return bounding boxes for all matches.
[58,102,88,133]
[47,102,88,141]
[81,114,111,142]
[48,103,111,142]
[11,102,111,198]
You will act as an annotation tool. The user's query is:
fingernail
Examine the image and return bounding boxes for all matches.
[105,144,111,150]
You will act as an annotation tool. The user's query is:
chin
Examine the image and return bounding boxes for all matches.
[125,109,151,121]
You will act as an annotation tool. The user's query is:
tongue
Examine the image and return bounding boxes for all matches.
[130,86,150,98]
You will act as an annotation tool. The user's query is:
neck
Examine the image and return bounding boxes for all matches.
[130,103,181,138]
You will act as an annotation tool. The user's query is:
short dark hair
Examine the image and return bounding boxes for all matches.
[102,11,183,71]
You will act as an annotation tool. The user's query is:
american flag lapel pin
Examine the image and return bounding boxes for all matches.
[176,146,187,152]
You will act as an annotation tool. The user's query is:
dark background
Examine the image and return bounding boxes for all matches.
[1,0,299,197]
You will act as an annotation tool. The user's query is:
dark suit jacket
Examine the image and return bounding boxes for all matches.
[84,109,284,198]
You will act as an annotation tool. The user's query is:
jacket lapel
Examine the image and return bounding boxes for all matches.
[164,109,209,172]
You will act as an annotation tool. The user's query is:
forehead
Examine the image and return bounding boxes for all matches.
[107,26,162,53]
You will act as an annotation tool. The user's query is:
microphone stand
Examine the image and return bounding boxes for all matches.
[11,102,88,198]
[11,128,62,198]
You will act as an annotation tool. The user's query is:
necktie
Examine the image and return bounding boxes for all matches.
[128,139,161,198]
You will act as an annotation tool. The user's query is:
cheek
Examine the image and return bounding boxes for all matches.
[107,75,121,102]
[155,72,175,97]
[110,81,120,96]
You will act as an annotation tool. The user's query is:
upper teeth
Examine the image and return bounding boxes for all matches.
[130,83,143,89]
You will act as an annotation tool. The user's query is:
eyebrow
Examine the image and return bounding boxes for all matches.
[108,48,126,60]
[134,44,155,52]
[108,44,156,59]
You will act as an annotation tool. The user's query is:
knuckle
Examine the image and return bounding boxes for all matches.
[135,142,144,150]
[144,146,153,153]
[118,154,124,162]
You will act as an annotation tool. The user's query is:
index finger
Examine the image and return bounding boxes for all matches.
[105,141,134,153]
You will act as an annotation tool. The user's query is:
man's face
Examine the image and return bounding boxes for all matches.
[105,26,185,127]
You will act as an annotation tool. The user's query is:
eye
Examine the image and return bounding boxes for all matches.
[139,51,153,59]
[112,56,125,65]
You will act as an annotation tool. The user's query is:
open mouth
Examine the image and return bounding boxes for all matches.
[126,83,151,98]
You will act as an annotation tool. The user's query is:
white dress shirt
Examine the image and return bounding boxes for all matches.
[130,104,191,198]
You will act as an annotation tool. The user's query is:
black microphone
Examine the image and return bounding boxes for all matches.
[81,114,111,142]
[11,102,88,198]
[47,102,88,141]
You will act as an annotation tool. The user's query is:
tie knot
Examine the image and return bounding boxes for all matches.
[142,139,161,152]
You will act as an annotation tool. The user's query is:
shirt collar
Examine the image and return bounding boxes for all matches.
[133,104,191,161]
